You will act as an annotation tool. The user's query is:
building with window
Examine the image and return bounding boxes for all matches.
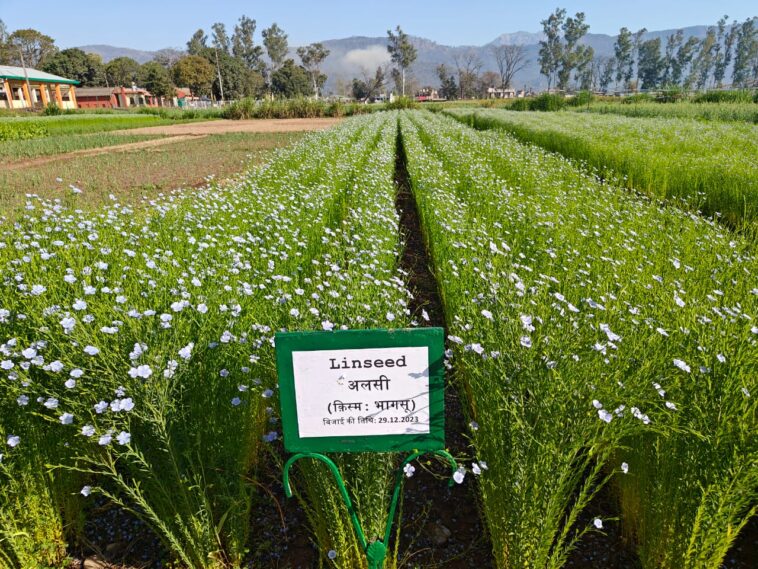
[0,65,78,109]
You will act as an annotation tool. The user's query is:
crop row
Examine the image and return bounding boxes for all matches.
[400,111,757,569]
[447,108,758,231]
[573,101,758,124]
[0,113,409,568]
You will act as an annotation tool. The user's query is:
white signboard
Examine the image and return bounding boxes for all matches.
[291,346,430,438]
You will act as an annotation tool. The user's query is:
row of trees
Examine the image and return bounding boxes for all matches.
[0,17,332,101]
[538,9,758,92]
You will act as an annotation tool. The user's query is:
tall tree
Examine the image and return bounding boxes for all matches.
[211,23,231,54]
[713,17,737,87]
[271,59,312,98]
[453,49,482,99]
[436,63,458,100]
[232,15,263,71]
[139,61,174,98]
[41,48,105,86]
[632,28,648,90]
[614,27,634,89]
[105,57,140,87]
[187,29,208,56]
[672,36,700,86]
[386,25,417,97]
[5,28,57,68]
[173,55,215,97]
[297,43,330,98]
[557,12,591,90]
[262,23,289,73]
[491,43,528,90]
[694,27,717,89]
[598,56,615,91]
[661,31,683,86]
[538,8,566,90]
[732,18,757,86]
[637,38,664,90]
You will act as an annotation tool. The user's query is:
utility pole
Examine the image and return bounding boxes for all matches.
[214,47,225,104]
[17,45,35,108]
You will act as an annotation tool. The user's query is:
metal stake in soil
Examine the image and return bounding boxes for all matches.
[283,450,458,569]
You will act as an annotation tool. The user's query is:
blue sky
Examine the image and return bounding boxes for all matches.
[1,0,756,50]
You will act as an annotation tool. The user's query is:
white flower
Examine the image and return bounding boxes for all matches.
[327,550,337,560]
[289,308,300,318]
[665,401,677,410]
[593,518,603,529]
[17,395,29,406]
[73,299,87,311]
[128,365,152,379]
[1,360,14,370]
[83,345,99,355]
[22,348,37,359]
[82,425,95,437]
[421,309,430,322]
[403,463,416,478]
[453,467,466,484]
[231,397,242,406]
[599,323,621,342]
[321,320,334,331]
[674,294,685,308]
[472,462,482,475]
[386,312,395,322]
[673,359,691,373]
[598,409,613,423]
[30,284,47,296]
[178,343,194,360]
[116,431,131,445]
[6,435,20,447]
[80,485,92,497]
[65,379,76,389]
[262,389,274,399]
[520,336,532,348]
[60,317,76,333]
[94,401,108,414]
[621,462,629,474]
[44,397,59,410]
[656,327,669,337]
[197,303,209,314]
[98,434,112,446]
[59,413,74,425]
[481,309,493,320]
[716,354,726,363]
[520,314,535,332]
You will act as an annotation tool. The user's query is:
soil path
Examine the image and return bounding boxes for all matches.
[393,127,495,568]
[111,117,343,136]
[4,135,204,170]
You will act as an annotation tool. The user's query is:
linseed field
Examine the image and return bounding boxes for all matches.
[0,108,755,569]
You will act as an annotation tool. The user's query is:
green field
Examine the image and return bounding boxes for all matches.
[0,110,755,569]
[447,108,758,230]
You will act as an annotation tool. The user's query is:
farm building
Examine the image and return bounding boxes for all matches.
[0,65,79,109]
[76,86,161,109]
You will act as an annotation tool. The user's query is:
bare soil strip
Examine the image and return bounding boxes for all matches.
[5,135,203,170]
[394,127,495,568]
[110,117,343,136]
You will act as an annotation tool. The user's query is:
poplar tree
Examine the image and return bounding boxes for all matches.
[387,25,417,97]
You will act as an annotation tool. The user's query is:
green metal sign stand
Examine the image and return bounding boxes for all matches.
[275,327,454,568]
[283,449,458,569]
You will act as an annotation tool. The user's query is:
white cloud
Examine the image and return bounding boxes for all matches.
[342,45,391,70]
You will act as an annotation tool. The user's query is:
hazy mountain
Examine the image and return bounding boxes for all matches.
[77,22,733,93]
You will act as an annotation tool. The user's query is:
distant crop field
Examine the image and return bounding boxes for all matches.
[447,108,758,230]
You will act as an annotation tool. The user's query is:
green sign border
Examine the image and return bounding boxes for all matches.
[275,327,445,453]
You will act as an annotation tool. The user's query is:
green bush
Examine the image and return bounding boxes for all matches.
[528,93,566,111]
[691,89,756,104]
[567,91,593,107]
[42,102,62,116]
[0,121,48,141]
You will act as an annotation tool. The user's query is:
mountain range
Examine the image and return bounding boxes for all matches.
[77,24,722,93]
